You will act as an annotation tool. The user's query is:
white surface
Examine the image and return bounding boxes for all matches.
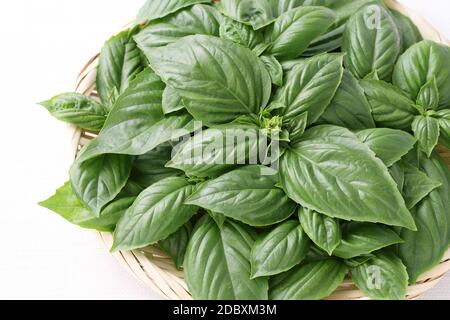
[0,0,448,300]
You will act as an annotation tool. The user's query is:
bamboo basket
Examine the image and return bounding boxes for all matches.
[68,0,450,300]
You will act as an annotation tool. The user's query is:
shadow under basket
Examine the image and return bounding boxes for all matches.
[67,0,450,300]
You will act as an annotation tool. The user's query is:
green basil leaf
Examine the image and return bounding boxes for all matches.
[219,0,307,30]
[112,177,198,252]
[393,40,450,110]
[159,220,194,270]
[269,259,347,300]
[260,55,283,86]
[162,86,184,115]
[350,250,408,300]
[333,222,404,259]
[299,208,341,255]
[399,152,450,283]
[136,0,212,23]
[208,211,227,227]
[437,110,450,148]
[343,4,401,81]
[356,128,416,167]
[272,53,344,125]
[135,4,221,50]
[131,144,182,188]
[70,154,133,216]
[279,125,416,230]
[392,160,441,210]
[77,69,195,163]
[186,166,296,226]
[318,70,375,130]
[251,220,310,278]
[97,27,144,108]
[185,216,268,300]
[144,35,271,125]
[417,77,440,110]
[39,182,134,232]
[345,255,375,268]
[264,6,336,60]
[219,16,264,50]
[412,115,440,158]
[168,125,266,178]
[390,9,422,51]
[287,112,308,144]
[360,79,419,130]
[39,93,107,132]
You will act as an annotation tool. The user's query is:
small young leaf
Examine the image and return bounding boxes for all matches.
[299,208,341,256]
[416,77,440,110]
[350,250,409,300]
[39,93,107,131]
[412,115,440,158]
[260,55,283,86]
[219,16,264,50]
[251,220,310,278]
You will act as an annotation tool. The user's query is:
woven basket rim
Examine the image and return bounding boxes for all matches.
[69,0,450,300]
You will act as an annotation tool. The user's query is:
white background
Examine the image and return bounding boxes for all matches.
[0,0,449,300]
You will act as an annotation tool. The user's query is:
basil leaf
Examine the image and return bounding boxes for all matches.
[39,93,107,132]
[299,208,341,255]
[279,125,416,230]
[412,115,440,158]
[78,69,195,163]
[260,55,283,86]
[97,28,144,108]
[185,216,268,300]
[208,211,227,227]
[251,220,310,278]
[159,220,194,270]
[135,4,221,50]
[144,35,271,125]
[393,40,450,110]
[393,160,441,210]
[343,4,401,81]
[399,152,450,283]
[219,16,264,50]
[70,154,133,216]
[356,128,416,167]
[360,79,419,130]
[162,86,184,115]
[318,70,375,130]
[417,77,439,110]
[350,250,408,300]
[131,144,182,188]
[269,259,347,300]
[168,125,265,178]
[219,0,305,30]
[136,0,212,23]
[39,182,134,232]
[390,9,422,51]
[288,112,308,144]
[264,6,336,60]
[272,53,344,125]
[437,110,450,148]
[186,166,296,226]
[112,177,198,252]
[333,222,404,259]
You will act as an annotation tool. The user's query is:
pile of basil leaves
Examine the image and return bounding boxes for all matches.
[39,0,450,300]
